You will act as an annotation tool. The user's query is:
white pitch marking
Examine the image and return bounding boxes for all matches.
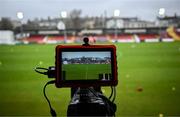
[85,66,88,80]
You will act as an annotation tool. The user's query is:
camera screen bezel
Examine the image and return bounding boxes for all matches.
[55,45,118,88]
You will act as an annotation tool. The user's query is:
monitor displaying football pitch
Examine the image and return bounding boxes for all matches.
[61,51,112,81]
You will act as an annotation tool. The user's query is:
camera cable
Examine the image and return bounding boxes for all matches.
[109,86,114,100]
[112,86,116,103]
[43,80,57,117]
[34,67,48,75]
[34,66,57,117]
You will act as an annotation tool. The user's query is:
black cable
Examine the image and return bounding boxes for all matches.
[43,80,57,117]
[112,87,116,103]
[109,86,114,100]
[98,92,116,116]
[34,67,48,75]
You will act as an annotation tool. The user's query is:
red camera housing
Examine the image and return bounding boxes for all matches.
[55,45,118,88]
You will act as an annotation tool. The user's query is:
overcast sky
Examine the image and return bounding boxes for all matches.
[0,0,180,21]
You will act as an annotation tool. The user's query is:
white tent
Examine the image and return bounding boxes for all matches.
[0,30,15,45]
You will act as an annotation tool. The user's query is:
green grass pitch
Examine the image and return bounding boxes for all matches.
[0,42,180,116]
[62,64,111,80]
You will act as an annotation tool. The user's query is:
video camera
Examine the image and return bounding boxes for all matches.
[35,37,118,116]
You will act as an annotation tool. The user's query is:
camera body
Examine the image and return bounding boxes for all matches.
[55,45,118,88]
[67,88,116,116]
[67,88,107,116]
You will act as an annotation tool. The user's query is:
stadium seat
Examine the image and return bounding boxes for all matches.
[24,35,45,44]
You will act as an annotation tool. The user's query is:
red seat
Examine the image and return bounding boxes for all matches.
[138,34,158,41]
[25,35,45,43]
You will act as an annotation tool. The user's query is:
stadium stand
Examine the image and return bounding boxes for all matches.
[160,31,174,42]
[117,34,134,42]
[47,35,78,43]
[137,34,158,41]
[46,35,64,44]
[24,35,45,44]
[166,26,180,41]
[21,28,179,44]
[48,36,64,41]
[107,34,134,43]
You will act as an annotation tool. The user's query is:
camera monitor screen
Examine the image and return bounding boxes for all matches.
[56,45,117,87]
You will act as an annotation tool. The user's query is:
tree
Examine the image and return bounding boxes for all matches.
[69,9,82,29]
[0,17,13,30]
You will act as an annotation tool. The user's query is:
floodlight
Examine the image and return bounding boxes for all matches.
[61,11,67,18]
[114,9,120,17]
[159,8,165,17]
[17,12,24,20]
